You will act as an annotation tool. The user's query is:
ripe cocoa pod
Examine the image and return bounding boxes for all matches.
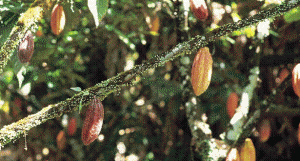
[51,4,66,35]
[226,148,240,161]
[239,138,256,161]
[258,119,271,142]
[190,0,209,21]
[227,92,239,118]
[81,96,104,145]
[292,64,300,98]
[68,117,77,136]
[191,47,213,96]
[56,130,66,150]
[18,30,34,63]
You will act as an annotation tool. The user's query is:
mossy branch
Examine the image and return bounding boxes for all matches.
[0,0,50,73]
[0,0,299,149]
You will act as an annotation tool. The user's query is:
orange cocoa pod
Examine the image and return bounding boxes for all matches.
[239,138,256,161]
[191,47,213,96]
[150,14,160,35]
[277,68,289,85]
[227,92,239,118]
[51,4,66,35]
[258,119,271,142]
[226,148,240,161]
[68,117,77,136]
[81,96,104,145]
[56,130,66,150]
[292,64,300,98]
[190,0,209,21]
[18,30,34,63]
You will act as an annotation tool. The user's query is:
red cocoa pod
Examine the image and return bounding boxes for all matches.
[81,96,104,145]
[258,119,271,142]
[18,30,34,63]
[292,64,300,98]
[68,117,77,136]
[56,130,66,150]
[191,47,213,96]
[190,0,209,21]
[227,92,239,118]
[239,138,256,161]
[51,4,66,35]
[226,148,240,161]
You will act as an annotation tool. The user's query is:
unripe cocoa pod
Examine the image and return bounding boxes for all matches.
[191,47,213,96]
[190,0,209,21]
[82,96,104,145]
[227,92,239,118]
[18,30,34,63]
[226,148,240,161]
[258,119,271,142]
[51,4,66,35]
[239,138,256,161]
[292,64,300,98]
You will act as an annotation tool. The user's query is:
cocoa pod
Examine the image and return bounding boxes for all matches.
[150,14,160,34]
[239,138,256,161]
[258,119,271,142]
[56,130,66,150]
[190,0,209,21]
[51,4,66,35]
[226,148,240,161]
[68,117,77,136]
[227,92,239,118]
[18,30,34,63]
[81,96,104,145]
[191,47,213,96]
[292,64,300,98]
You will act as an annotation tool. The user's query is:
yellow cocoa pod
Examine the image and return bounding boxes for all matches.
[191,47,213,96]
[240,138,256,161]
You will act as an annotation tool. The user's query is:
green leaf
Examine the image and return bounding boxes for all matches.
[88,0,108,28]
[284,6,300,23]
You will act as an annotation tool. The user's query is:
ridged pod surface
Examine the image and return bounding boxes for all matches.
[18,30,34,63]
[51,4,66,35]
[191,47,213,96]
[292,64,300,98]
[81,96,104,145]
[240,138,256,161]
[227,92,239,118]
[190,0,209,21]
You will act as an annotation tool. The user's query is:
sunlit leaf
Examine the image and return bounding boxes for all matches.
[88,0,108,28]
